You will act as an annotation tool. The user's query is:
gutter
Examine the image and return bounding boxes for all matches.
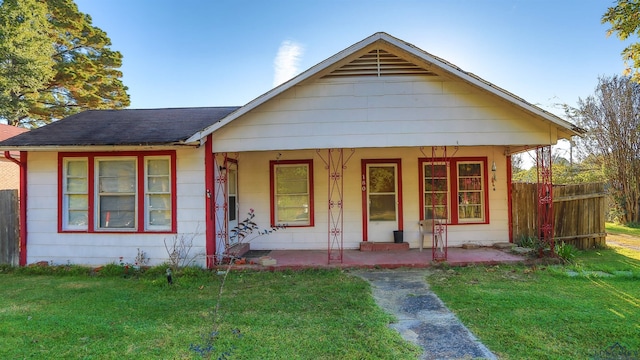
[4,151,22,166]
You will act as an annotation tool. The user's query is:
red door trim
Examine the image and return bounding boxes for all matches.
[360,159,403,242]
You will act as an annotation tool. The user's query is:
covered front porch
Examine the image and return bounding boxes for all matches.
[232,246,526,270]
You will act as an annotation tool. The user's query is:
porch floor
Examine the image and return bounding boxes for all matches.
[239,246,525,270]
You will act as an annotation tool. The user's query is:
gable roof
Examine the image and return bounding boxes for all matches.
[0,107,239,149]
[186,32,584,144]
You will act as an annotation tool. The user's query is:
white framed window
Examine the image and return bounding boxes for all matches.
[270,159,314,227]
[423,161,450,222]
[420,158,488,225]
[457,161,485,222]
[96,158,137,230]
[62,158,88,230]
[59,152,175,233]
[145,157,171,230]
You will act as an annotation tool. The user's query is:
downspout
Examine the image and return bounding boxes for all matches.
[4,151,27,266]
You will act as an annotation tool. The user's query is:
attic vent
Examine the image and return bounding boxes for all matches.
[323,49,436,78]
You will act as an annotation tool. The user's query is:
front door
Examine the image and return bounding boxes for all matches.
[227,161,240,245]
[365,161,401,242]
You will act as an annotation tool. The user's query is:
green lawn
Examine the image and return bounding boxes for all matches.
[428,245,640,359]
[0,268,419,359]
[3,236,640,360]
[606,221,640,237]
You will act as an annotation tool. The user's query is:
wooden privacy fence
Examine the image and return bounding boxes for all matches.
[0,189,19,266]
[511,183,606,249]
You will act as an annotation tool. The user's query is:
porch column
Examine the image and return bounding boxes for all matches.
[212,153,230,265]
[318,148,354,264]
[536,145,554,255]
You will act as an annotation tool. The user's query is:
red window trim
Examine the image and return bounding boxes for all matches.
[418,157,490,225]
[269,159,314,228]
[58,151,177,234]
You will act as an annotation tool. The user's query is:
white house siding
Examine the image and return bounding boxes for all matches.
[234,146,509,251]
[211,75,559,153]
[25,148,207,266]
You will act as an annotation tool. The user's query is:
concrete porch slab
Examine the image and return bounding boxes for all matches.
[236,247,525,270]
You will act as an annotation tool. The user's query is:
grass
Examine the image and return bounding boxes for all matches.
[606,221,640,237]
[0,267,419,359]
[428,245,640,359]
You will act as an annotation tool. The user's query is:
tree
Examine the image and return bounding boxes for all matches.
[603,0,640,83]
[0,0,129,127]
[569,75,640,224]
[0,0,55,124]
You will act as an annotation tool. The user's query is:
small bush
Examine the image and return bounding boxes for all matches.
[516,235,539,248]
[556,242,578,263]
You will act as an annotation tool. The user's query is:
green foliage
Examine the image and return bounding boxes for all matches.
[0,0,54,124]
[555,241,578,263]
[567,75,640,224]
[515,235,539,248]
[603,0,640,82]
[512,161,605,185]
[0,0,129,127]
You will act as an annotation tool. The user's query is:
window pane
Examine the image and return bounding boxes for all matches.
[68,211,88,226]
[229,195,237,221]
[459,205,482,219]
[147,159,169,175]
[149,210,171,226]
[458,163,481,176]
[68,194,88,210]
[149,194,170,210]
[148,177,170,192]
[99,160,135,193]
[276,194,309,222]
[459,178,482,190]
[67,161,87,177]
[67,178,87,193]
[369,167,395,193]
[276,166,308,194]
[228,169,237,194]
[425,193,447,206]
[424,162,449,222]
[100,195,135,228]
[369,194,396,221]
[424,164,447,178]
[425,178,447,191]
[457,162,484,221]
[425,206,447,220]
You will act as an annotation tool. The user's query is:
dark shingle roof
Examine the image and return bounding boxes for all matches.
[0,107,240,147]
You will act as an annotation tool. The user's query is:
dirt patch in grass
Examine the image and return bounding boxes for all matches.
[607,233,640,251]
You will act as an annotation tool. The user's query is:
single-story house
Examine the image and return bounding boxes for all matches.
[0,32,583,267]
[0,124,28,191]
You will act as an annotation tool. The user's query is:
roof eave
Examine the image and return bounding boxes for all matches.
[0,141,201,152]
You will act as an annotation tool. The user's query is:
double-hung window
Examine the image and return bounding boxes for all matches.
[59,151,176,233]
[270,159,314,227]
[419,157,489,224]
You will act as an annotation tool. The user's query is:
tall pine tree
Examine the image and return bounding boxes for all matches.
[0,0,129,127]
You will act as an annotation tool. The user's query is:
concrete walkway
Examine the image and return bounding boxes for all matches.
[351,268,497,360]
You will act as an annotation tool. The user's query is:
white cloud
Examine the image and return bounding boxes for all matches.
[273,40,304,87]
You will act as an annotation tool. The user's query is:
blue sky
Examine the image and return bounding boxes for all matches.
[75,0,629,120]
